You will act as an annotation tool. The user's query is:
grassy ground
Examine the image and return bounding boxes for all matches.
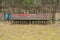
[0,22,60,40]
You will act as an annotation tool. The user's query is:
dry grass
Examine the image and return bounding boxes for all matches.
[0,22,60,40]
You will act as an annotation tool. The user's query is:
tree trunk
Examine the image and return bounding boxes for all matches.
[52,6,56,23]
